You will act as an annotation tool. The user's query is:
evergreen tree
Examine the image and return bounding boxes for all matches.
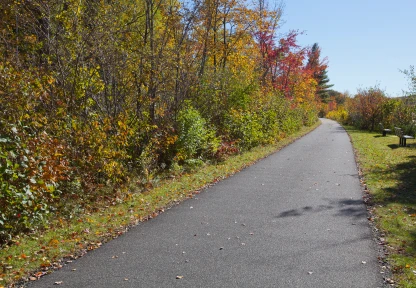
[306,43,333,103]
[316,69,334,103]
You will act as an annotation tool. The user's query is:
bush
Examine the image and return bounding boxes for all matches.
[280,107,303,135]
[344,87,387,130]
[326,106,349,124]
[0,122,71,243]
[176,104,220,161]
[225,109,264,150]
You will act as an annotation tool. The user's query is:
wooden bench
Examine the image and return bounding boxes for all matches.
[394,127,415,147]
[379,123,391,136]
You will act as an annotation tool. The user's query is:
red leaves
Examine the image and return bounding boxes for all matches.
[255,29,318,99]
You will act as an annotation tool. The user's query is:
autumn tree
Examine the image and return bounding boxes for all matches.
[346,86,387,130]
[0,0,324,243]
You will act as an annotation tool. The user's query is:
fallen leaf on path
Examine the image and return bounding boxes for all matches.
[308,271,313,275]
[176,276,184,279]
[361,261,367,264]
[54,281,63,285]
[29,277,37,281]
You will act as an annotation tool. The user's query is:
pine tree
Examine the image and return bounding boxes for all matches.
[306,43,333,103]
[316,69,333,103]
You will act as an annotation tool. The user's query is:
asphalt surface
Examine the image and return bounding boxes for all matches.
[26,119,385,287]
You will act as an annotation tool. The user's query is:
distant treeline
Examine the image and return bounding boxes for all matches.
[327,88,416,134]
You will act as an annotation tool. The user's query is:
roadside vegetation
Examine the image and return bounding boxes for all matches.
[0,0,335,286]
[326,72,416,286]
[0,123,319,287]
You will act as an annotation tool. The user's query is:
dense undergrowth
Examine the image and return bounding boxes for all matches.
[0,122,319,287]
[0,1,329,248]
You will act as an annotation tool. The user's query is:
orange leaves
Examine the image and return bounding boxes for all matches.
[48,239,60,248]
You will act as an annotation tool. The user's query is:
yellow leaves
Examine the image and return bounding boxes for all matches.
[48,239,60,247]
[117,120,127,130]
[166,135,178,145]
[23,35,37,44]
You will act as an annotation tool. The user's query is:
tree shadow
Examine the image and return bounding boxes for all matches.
[330,126,347,133]
[374,155,416,259]
[383,155,416,203]
[276,198,366,219]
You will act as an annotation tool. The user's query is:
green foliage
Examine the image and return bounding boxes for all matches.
[300,103,319,126]
[0,122,69,243]
[280,108,303,135]
[225,109,264,150]
[176,104,220,161]
[0,0,321,247]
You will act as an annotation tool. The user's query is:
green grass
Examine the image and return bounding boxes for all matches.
[345,126,416,287]
[0,121,320,288]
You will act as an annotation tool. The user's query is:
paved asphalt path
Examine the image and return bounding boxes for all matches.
[27,119,385,287]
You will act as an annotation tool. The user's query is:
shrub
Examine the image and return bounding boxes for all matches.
[0,122,71,243]
[280,107,303,135]
[345,87,387,130]
[225,109,264,150]
[176,104,220,161]
[326,106,349,124]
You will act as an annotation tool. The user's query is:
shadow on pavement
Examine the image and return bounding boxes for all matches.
[276,198,366,219]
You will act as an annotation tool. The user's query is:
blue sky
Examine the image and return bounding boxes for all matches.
[278,0,416,97]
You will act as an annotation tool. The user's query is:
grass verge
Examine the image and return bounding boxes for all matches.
[0,121,320,287]
[345,126,416,288]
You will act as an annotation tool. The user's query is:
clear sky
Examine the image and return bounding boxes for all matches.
[278,0,416,97]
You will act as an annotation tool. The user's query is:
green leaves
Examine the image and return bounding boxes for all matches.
[176,104,219,161]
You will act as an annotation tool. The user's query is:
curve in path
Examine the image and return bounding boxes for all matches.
[27,119,384,288]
